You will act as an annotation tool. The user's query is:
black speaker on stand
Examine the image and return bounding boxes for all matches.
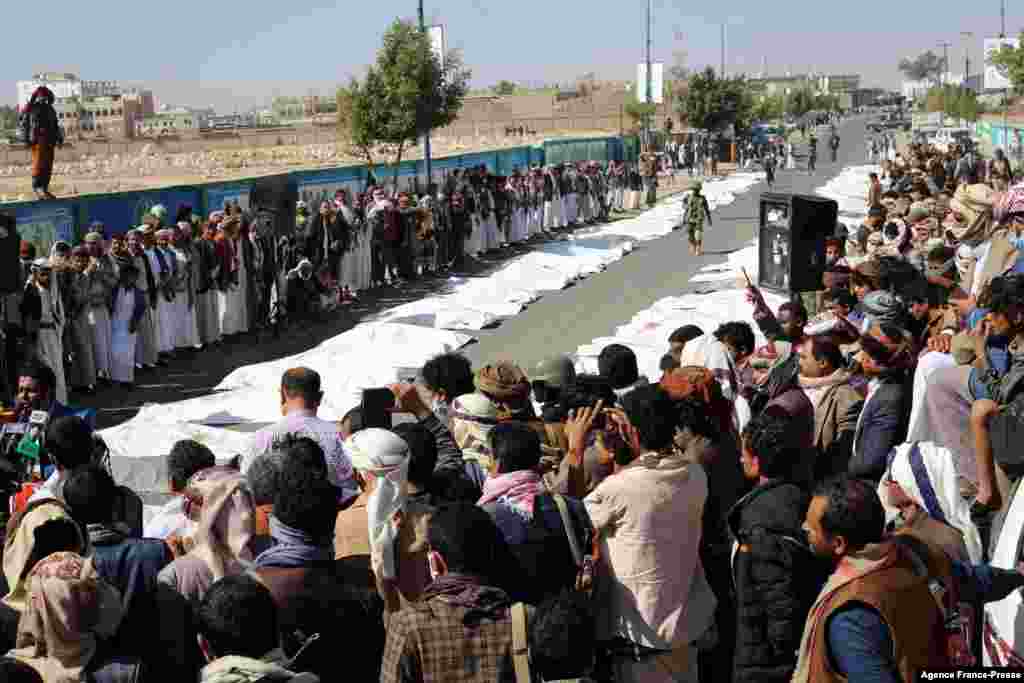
[757,193,838,297]
[0,213,22,295]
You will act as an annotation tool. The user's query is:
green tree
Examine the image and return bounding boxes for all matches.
[624,97,657,133]
[751,94,783,122]
[988,34,1024,94]
[492,80,517,96]
[898,50,945,86]
[0,105,16,131]
[787,88,815,118]
[339,18,471,184]
[681,67,753,133]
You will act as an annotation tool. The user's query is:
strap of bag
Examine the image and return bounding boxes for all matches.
[511,602,532,683]
[552,494,583,568]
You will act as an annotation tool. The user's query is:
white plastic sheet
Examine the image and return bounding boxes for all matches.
[100,175,766,488]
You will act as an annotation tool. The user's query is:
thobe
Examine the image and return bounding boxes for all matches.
[219,237,249,335]
[129,254,159,367]
[23,281,67,405]
[86,257,116,379]
[110,285,145,384]
[67,273,97,389]
[149,247,177,353]
[543,174,562,230]
[195,238,221,345]
[172,247,199,348]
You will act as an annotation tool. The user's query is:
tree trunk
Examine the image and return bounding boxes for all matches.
[392,142,406,191]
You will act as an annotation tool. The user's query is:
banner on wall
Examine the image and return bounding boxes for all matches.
[13,203,75,257]
[81,188,200,237]
[206,184,251,215]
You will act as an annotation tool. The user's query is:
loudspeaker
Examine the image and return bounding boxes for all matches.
[250,175,298,239]
[757,193,838,294]
[0,213,21,295]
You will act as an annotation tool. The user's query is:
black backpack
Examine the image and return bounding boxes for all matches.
[15,109,31,146]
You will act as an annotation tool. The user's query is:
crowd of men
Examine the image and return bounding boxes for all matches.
[0,158,656,406]
[6,125,1024,683]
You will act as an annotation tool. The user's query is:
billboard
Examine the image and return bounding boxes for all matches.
[636,63,665,104]
[429,25,446,69]
[985,37,1020,90]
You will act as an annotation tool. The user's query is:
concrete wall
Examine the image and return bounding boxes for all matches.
[0,91,670,165]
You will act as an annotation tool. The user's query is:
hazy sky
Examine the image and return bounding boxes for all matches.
[3,0,1019,111]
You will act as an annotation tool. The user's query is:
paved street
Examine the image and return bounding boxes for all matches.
[463,116,869,370]
[82,117,867,430]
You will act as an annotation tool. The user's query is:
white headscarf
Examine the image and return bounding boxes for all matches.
[880,442,984,564]
[345,428,410,580]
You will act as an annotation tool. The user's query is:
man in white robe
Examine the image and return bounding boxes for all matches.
[126,229,160,369]
[150,228,178,355]
[171,224,200,349]
[83,229,116,382]
[109,257,146,386]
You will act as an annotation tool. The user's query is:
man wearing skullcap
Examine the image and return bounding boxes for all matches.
[81,229,117,382]
[65,246,98,392]
[151,228,178,357]
[109,257,146,386]
[126,228,160,369]
[195,221,222,346]
[170,224,200,350]
[20,258,67,404]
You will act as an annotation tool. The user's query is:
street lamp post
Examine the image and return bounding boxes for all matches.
[645,0,652,151]
[938,41,952,127]
[419,0,432,187]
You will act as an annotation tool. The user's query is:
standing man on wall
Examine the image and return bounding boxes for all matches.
[21,87,63,200]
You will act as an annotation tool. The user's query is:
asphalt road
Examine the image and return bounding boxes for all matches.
[82,117,867,430]
[463,116,869,371]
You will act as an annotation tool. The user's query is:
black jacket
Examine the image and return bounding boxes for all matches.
[728,479,826,683]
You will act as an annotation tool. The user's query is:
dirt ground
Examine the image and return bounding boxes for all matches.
[0,129,617,202]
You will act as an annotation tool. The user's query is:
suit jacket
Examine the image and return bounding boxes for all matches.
[813,383,864,481]
[848,376,910,481]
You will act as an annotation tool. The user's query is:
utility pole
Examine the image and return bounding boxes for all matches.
[1001,0,1008,150]
[962,32,973,88]
[721,24,726,78]
[938,40,952,127]
[645,0,652,151]
[419,0,432,187]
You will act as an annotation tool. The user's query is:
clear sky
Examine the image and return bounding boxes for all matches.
[3,0,1019,110]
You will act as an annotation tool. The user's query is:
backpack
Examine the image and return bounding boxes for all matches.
[15,109,31,146]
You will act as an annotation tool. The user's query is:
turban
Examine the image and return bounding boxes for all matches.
[862,290,906,328]
[70,246,89,258]
[880,442,984,564]
[907,203,930,223]
[149,204,167,219]
[155,228,174,239]
[344,428,410,580]
[994,182,1024,226]
[855,259,882,284]
[177,221,192,232]
[475,361,531,402]
[31,258,51,272]
[208,211,225,224]
[84,232,103,243]
[860,323,914,371]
